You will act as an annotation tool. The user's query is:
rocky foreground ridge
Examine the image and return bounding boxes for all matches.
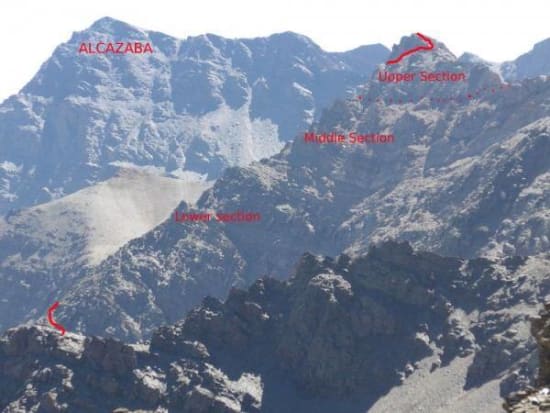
[505,302,550,412]
[1,241,549,412]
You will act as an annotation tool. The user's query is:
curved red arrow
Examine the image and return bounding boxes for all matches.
[387,32,434,65]
[47,301,66,335]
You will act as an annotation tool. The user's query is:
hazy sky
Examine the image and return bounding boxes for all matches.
[1,0,548,101]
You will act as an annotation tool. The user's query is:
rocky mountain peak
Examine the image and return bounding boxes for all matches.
[503,37,550,82]
[87,16,146,37]
[358,32,504,105]
[532,38,550,52]
[267,31,318,47]
[386,33,456,67]
[0,18,390,215]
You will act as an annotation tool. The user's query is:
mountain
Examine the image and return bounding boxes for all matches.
[0,242,548,412]
[459,37,550,82]
[0,167,211,332]
[0,16,389,215]
[1,28,549,412]
[35,34,550,342]
[458,52,503,79]
[501,38,550,81]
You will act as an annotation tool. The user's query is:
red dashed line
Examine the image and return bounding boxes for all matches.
[348,84,512,106]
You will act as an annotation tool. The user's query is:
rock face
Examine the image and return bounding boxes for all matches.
[501,38,550,81]
[533,302,550,386]
[0,325,261,413]
[46,34,550,341]
[460,38,550,82]
[0,16,388,215]
[505,301,550,413]
[0,168,211,333]
[0,242,548,412]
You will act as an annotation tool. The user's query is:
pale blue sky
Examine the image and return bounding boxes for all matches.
[1,0,548,101]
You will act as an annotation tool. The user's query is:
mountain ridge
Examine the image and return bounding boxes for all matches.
[2,27,548,338]
[50,71,550,341]
[0,18,549,412]
[1,241,548,412]
[0,16,389,215]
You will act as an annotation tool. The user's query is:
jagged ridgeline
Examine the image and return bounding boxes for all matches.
[0,16,389,215]
[0,17,550,413]
[1,242,549,412]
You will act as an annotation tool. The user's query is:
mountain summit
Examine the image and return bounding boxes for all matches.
[386,33,456,66]
[0,17,389,214]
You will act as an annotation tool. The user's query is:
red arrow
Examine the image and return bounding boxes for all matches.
[47,301,66,335]
[387,33,434,65]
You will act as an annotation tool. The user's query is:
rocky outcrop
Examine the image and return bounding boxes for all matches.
[505,301,550,413]
[0,325,260,413]
[533,302,550,386]
[1,242,548,412]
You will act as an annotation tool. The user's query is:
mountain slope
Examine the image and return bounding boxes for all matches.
[0,17,389,215]
[0,242,548,412]
[46,34,550,341]
[0,168,211,332]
